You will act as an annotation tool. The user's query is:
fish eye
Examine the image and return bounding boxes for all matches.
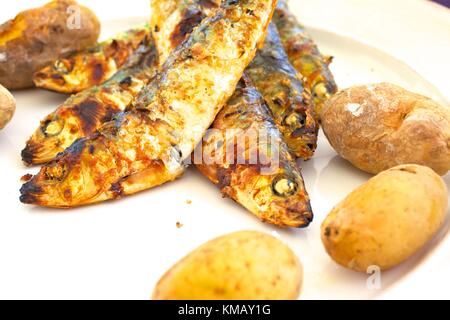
[41,118,65,137]
[272,175,298,197]
[53,59,73,74]
[283,112,306,127]
[313,82,331,100]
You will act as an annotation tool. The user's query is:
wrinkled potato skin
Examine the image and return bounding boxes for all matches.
[321,83,450,176]
[153,231,303,300]
[321,164,448,272]
[0,0,100,89]
[0,84,15,129]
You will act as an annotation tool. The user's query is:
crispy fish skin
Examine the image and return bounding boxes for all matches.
[151,0,220,65]
[246,23,318,159]
[155,0,313,227]
[22,33,158,165]
[273,0,337,116]
[196,78,313,227]
[33,25,151,94]
[20,0,277,208]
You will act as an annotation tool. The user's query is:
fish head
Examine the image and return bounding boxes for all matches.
[33,59,75,92]
[20,137,113,208]
[22,109,85,165]
[254,167,313,228]
[225,161,313,228]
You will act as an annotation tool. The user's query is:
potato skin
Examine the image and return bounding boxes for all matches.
[153,231,303,300]
[0,0,100,89]
[0,84,15,130]
[321,83,450,176]
[321,164,448,272]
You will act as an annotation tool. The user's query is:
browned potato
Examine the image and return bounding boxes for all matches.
[0,0,100,89]
[153,231,303,300]
[321,164,448,272]
[0,84,15,129]
[321,83,450,176]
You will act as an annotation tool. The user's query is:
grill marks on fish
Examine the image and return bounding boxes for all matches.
[22,33,158,165]
[246,23,318,159]
[273,0,337,116]
[171,8,207,49]
[91,62,105,82]
[72,99,103,133]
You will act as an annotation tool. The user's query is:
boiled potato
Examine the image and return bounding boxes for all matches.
[0,84,15,130]
[0,0,100,89]
[321,164,448,272]
[153,231,303,300]
[321,83,450,176]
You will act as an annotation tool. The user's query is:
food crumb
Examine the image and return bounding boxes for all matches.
[176,222,184,229]
[186,200,192,205]
[21,174,33,183]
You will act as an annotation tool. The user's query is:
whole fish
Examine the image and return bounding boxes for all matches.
[20,0,277,208]
[154,0,313,227]
[196,77,313,227]
[246,23,318,159]
[33,25,152,94]
[21,32,159,165]
[273,0,337,116]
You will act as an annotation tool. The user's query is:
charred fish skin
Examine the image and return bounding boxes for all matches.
[274,0,337,116]
[246,23,318,160]
[33,24,151,94]
[151,0,221,65]
[22,33,159,166]
[20,0,277,208]
[196,78,313,228]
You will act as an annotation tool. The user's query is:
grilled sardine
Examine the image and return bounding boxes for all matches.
[20,0,277,208]
[22,33,158,165]
[34,25,152,94]
[196,77,313,227]
[273,0,337,116]
[246,23,318,159]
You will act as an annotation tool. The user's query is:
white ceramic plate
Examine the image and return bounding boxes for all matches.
[0,0,449,300]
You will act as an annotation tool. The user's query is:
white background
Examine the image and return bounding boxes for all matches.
[0,0,449,300]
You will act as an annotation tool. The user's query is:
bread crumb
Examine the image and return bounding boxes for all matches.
[176,222,184,229]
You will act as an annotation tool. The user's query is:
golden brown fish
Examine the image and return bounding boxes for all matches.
[20,0,277,208]
[196,77,313,227]
[246,22,318,159]
[22,32,158,165]
[154,0,312,227]
[33,24,151,94]
[273,0,337,116]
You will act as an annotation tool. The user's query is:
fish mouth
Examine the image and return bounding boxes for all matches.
[267,202,314,228]
[21,142,62,166]
[19,179,43,205]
